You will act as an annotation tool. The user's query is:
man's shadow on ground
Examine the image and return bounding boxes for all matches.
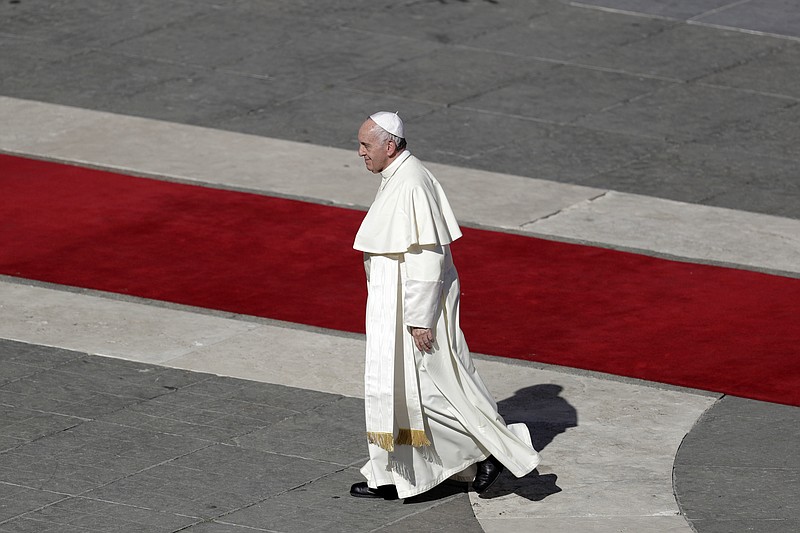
[406,384,576,504]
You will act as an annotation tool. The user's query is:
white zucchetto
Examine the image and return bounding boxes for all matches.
[370,111,405,138]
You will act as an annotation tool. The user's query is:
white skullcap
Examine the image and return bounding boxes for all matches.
[369,111,405,138]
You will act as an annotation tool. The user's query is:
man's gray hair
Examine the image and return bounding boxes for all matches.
[371,121,407,150]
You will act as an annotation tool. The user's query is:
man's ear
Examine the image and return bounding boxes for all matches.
[386,140,398,157]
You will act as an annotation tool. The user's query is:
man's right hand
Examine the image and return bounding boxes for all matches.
[411,327,434,353]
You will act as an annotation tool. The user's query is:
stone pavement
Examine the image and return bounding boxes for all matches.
[1,0,799,532]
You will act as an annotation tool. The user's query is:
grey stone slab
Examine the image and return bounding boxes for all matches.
[0,453,124,495]
[180,376,336,413]
[466,3,675,62]
[0,485,65,523]
[1,368,171,404]
[0,50,202,112]
[589,143,800,216]
[4,496,197,533]
[99,407,265,443]
[695,0,800,38]
[106,9,305,70]
[83,444,338,519]
[676,397,800,469]
[575,83,791,143]
[233,396,367,466]
[460,62,672,123]
[703,97,800,161]
[0,0,201,48]
[574,0,750,20]
[699,42,800,100]
[0,520,91,533]
[705,188,800,220]
[0,409,83,442]
[675,465,800,519]
[328,0,552,46]
[686,518,800,533]
[55,356,205,391]
[0,339,80,369]
[675,396,800,532]
[0,436,24,453]
[346,46,537,107]
[222,467,479,533]
[183,522,267,532]
[109,11,441,98]
[409,106,664,182]
[0,362,40,387]
[373,492,482,533]
[0,388,143,422]
[215,86,439,148]
[0,340,385,527]
[581,22,785,81]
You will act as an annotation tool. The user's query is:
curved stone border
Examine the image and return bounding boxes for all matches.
[674,396,800,532]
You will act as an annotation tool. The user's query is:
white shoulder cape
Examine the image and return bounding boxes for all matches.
[354,152,462,254]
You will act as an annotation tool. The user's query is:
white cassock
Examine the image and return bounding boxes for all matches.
[354,150,540,498]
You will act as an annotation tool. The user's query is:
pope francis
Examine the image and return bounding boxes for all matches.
[350,112,541,500]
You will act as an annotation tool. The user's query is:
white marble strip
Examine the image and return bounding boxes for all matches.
[2,96,797,276]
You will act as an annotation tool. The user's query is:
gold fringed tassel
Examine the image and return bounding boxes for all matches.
[396,428,432,447]
[366,431,395,452]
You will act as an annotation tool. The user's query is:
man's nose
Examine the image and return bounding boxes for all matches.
[358,146,366,156]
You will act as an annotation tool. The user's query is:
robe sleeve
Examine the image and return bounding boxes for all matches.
[403,244,444,329]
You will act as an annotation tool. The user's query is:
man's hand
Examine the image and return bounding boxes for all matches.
[411,327,434,353]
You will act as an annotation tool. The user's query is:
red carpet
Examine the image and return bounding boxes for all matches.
[2,154,799,406]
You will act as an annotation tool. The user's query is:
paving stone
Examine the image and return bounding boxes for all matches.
[221,467,474,533]
[696,0,800,38]
[699,42,800,100]
[459,62,672,123]
[685,518,800,533]
[182,522,268,532]
[674,396,800,533]
[0,485,66,523]
[215,86,439,148]
[466,3,675,61]
[575,83,790,143]
[233,396,367,465]
[676,465,800,519]
[0,0,201,48]
[589,143,800,216]
[573,0,737,20]
[0,339,80,369]
[0,50,205,115]
[0,408,84,442]
[346,46,537,106]
[3,496,196,533]
[702,100,800,162]
[332,0,552,45]
[581,22,785,81]
[408,106,664,182]
[373,492,482,533]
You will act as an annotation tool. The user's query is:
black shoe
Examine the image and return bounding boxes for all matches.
[473,456,504,494]
[349,482,399,500]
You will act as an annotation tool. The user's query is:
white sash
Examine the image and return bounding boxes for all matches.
[364,254,429,451]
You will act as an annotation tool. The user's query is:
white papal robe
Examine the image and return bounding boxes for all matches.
[354,151,540,499]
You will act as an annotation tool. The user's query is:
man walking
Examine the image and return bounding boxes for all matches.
[350,112,540,500]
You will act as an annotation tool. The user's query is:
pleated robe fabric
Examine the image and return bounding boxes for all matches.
[354,151,541,498]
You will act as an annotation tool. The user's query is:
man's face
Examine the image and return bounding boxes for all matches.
[358,120,391,174]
